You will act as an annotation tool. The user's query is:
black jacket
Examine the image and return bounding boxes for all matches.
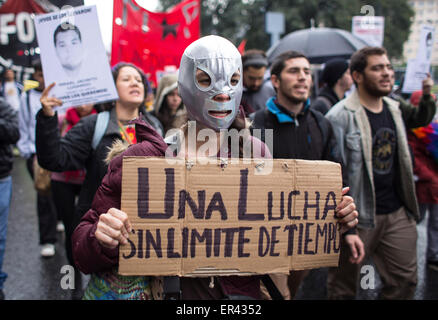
[36,106,162,224]
[250,99,340,163]
[311,86,340,115]
[0,98,19,178]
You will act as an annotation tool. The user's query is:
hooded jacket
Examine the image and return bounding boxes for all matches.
[36,106,162,226]
[151,74,187,136]
[311,86,341,115]
[72,118,168,274]
[72,117,269,299]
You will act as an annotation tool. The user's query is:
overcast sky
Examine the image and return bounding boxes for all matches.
[84,0,159,51]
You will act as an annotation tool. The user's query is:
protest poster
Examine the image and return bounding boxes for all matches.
[0,0,84,82]
[402,25,435,94]
[352,16,385,47]
[118,157,342,277]
[34,5,118,110]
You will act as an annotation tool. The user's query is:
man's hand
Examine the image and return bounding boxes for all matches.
[345,234,365,264]
[40,82,62,117]
[336,187,359,234]
[95,208,132,249]
[422,74,434,96]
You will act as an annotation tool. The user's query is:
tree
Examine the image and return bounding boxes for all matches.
[157,0,414,59]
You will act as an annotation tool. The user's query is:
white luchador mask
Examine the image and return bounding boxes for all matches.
[178,35,243,130]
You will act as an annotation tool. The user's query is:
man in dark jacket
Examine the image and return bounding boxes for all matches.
[0,98,20,300]
[241,49,275,115]
[250,51,364,299]
[311,58,353,115]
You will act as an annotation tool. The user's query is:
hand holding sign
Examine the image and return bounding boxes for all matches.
[96,208,132,249]
[422,73,434,96]
[40,82,63,117]
[336,187,359,235]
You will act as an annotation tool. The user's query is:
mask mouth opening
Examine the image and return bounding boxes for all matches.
[207,110,232,119]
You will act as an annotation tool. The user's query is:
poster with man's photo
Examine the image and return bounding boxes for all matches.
[402,24,435,94]
[34,5,118,109]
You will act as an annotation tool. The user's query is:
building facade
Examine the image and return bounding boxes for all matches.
[403,0,438,66]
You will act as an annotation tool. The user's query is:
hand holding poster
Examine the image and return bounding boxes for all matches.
[34,5,118,110]
[402,25,435,94]
[119,157,342,276]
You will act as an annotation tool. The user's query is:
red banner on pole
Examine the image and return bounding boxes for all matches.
[111,0,200,88]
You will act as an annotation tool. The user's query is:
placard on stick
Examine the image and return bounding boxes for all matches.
[119,157,342,276]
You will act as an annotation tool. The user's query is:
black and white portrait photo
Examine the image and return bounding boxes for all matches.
[53,22,85,79]
[34,5,118,109]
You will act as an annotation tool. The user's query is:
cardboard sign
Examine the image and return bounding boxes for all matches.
[119,157,342,276]
[34,5,118,110]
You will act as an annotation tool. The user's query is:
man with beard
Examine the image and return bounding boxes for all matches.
[241,50,275,114]
[325,47,436,299]
[250,50,364,299]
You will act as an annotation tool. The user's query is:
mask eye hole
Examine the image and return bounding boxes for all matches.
[230,69,241,87]
[196,69,212,88]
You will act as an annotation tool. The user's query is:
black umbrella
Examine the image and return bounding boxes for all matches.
[267,27,370,65]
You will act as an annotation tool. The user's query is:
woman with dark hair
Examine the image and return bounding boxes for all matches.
[35,62,163,235]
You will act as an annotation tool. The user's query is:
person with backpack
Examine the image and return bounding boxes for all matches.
[35,62,164,257]
[250,51,364,299]
[17,60,58,258]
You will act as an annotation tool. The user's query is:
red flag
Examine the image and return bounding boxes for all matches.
[0,0,44,13]
[237,39,247,55]
[111,0,200,87]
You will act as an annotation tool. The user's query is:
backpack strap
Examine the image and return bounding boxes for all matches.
[250,109,271,143]
[91,111,110,150]
[309,108,329,148]
[261,274,285,300]
[26,90,31,115]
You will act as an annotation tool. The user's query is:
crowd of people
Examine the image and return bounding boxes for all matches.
[0,31,436,301]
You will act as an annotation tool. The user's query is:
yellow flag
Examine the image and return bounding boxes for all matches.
[23,80,39,92]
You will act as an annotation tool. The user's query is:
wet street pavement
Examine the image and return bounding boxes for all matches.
[2,156,438,300]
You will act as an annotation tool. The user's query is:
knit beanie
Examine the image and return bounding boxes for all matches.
[321,58,349,88]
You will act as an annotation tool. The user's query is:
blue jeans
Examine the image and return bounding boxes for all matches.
[0,176,12,289]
